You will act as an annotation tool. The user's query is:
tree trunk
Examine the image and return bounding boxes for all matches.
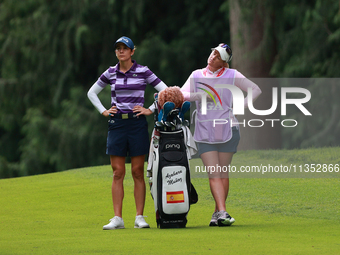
[229,0,281,150]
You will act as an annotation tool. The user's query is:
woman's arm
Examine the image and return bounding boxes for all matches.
[87,83,117,117]
[134,81,168,116]
[234,71,262,108]
[87,83,106,114]
[181,73,204,101]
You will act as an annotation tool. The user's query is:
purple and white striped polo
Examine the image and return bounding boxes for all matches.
[95,60,162,113]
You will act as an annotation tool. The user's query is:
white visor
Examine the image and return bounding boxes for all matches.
[211,46,232,62]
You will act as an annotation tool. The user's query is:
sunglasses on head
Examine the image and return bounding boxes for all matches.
[219,43,232,62]
[220,43,232,56]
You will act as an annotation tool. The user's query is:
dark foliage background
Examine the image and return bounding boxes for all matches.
[1,0,339,178]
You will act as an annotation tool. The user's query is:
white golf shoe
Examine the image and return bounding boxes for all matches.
[134,215,150,228]
[217,211,235,226]
[103,216,125,230]
[209,211,219,227]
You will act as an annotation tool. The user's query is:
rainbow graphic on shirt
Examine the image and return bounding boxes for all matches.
[197,82,222,106]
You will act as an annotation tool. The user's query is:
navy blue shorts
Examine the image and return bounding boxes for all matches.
[197,127,240,157]
[106,115,150,157]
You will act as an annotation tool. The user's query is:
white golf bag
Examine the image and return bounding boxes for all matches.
[147,97,198,228]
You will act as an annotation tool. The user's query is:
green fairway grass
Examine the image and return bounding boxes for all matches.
[0,148,339,254]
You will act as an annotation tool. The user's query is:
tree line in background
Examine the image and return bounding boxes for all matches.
[0,0,339,178]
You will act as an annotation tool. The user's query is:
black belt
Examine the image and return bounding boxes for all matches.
[110,113,140,119]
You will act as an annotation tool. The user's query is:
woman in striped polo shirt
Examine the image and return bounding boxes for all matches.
[88,36,167,230]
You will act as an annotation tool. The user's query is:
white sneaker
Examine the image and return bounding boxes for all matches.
[134,215,150,228]
[217,211,235,226]
[103,216,125,230]
[209,211,219,227]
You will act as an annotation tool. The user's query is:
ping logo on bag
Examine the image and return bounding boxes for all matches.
[166,191,184,203]
[165,143,181,150]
